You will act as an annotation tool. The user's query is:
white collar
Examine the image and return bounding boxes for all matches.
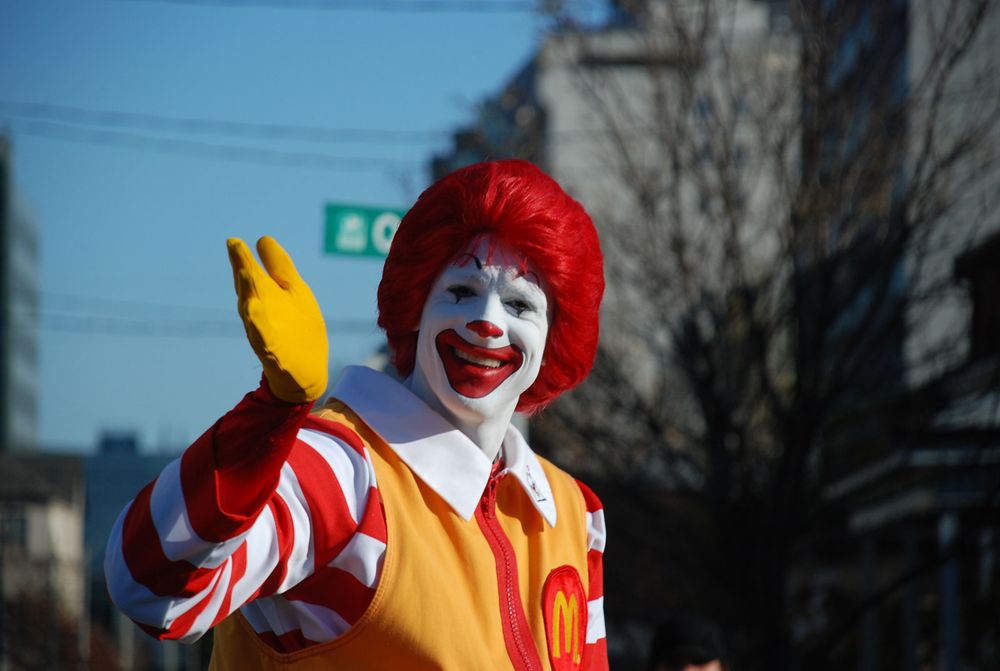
[328,365,557,527]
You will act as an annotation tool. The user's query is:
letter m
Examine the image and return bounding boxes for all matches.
[551,591,581,663]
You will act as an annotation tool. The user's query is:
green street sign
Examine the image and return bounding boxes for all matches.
[324,203,407,258]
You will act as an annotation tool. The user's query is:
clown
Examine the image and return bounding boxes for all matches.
[105,160,608,670]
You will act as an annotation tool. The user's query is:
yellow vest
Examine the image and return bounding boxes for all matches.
[209,400,590,671]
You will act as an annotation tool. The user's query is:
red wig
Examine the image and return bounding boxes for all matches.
[377,160,604,414]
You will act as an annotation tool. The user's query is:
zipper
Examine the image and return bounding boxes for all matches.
[476,470,543,671]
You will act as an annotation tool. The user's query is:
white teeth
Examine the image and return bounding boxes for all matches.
[453,347,503,368]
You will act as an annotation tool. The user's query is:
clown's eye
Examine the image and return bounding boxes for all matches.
[447,285,476,302]
[505,299,530,316]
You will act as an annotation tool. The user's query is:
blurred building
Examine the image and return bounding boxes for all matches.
[818,2,1000,669]
[0,133,40,453]
[821,241,999,670]
[0,433,201,670]
[757,0,999,667]
[904,0,1000,387]
[433,0,794,195]
[85,430,207,671]
[84,431,172,620]
[431,57,546,179]
[0,453,86,668]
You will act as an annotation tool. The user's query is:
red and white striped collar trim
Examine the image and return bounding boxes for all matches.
[329,365,557,527]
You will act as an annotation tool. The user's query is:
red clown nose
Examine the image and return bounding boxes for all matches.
[466,320,503,338]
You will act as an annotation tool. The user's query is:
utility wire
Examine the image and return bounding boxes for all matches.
[115,0,566,13]
[0,98,612,144]
[0,100,445,146]
[41,290,235,318]
[8,294,381,336]
[4,119,421,173]
[35,314,379,337]
[4,94,718,148]
[0,106,623,174]
[36,312,243,338]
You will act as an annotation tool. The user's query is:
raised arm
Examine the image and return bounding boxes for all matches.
[104,237,345,642]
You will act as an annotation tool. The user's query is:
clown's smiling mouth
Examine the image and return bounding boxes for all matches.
[435,329,523,398]
[452,348,504,368]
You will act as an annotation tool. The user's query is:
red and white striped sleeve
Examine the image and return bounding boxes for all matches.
[576,479,609,670]
[103,382,375,644]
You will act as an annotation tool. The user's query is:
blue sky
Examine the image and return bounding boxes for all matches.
[0,0,575,452]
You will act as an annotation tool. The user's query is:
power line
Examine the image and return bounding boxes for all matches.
[30,314,381,337]
[41,290,234,318]
[1,114,634,182]
[116,0,558,13]
[4,119,421,173]
[0,100,446,146]
[8,293,382,337]
[36,312,243,338]
[0,98,619,148]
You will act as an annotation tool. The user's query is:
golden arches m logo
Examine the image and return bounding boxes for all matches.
[543,565,587,670]
[551,590,582,663]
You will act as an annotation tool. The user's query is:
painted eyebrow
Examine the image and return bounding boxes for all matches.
[457,253,483,270]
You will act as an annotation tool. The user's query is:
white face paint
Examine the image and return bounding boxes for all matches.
[408,238,550,431]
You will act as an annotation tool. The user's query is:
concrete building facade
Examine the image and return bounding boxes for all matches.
[0,133,40,453]
[0,454,86,668]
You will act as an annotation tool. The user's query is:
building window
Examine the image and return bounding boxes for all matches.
[0,505,27,549]
[956,232,1000,360]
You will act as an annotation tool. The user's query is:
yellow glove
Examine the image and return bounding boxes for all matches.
[227,236,328,403]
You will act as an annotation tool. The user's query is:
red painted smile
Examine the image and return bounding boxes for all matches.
[435,329,523,398]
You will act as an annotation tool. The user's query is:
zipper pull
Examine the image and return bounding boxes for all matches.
[480,472,500,519]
